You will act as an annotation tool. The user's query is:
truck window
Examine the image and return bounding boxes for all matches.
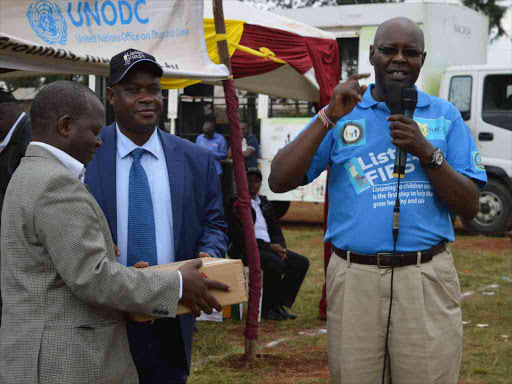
[337,38,359,82]
[268,98,315,118]
[448,76,472,121]
[482,74,512,131]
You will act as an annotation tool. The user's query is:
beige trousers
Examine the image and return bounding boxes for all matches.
[326,247,462,384]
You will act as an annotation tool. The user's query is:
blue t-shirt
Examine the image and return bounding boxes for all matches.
[195,132,228,175]
[305,85,487,253]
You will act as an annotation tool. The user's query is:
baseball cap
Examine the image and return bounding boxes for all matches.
[109,48,163,85]
[246,167,262,180]
[0,88,17,104]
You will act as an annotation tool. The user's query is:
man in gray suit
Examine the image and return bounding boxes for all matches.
[0,80,228,384]
[0,89,32,327]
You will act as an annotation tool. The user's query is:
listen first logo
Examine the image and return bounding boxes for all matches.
[27,0,150,46]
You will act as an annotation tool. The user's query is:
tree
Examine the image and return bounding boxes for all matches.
[462,0,508,39]
[3,74,87,93]
[242,0,509,38]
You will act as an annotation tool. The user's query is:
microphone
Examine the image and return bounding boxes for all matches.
[386,84,418,178]
[397,88,418,177]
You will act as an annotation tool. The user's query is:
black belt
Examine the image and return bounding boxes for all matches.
[333,242,446,268]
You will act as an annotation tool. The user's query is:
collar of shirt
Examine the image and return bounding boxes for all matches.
[30,141,85,182]
[116,123,161,160]
[358,84,431,110]
[0,112,25,154]
[251,195,261,205]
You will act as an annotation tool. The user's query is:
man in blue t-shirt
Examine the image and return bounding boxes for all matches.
[269,17,487,384]
[195,120,227,184]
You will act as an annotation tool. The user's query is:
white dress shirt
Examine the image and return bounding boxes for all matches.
[115,124,174,266]
[114,125,182,297]
[31,141,85,182]
[251,196,271,243]
[0,112,26,155]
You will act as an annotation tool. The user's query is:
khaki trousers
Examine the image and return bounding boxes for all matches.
[326,247,462,384]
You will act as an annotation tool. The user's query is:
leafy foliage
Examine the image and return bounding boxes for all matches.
[462,0,508,39]
[2,75,87,93]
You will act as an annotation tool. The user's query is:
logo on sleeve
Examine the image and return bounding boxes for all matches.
[338,119,366,148]
[472,151,485,170]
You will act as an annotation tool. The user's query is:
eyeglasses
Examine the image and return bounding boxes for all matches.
[375,45,424,58]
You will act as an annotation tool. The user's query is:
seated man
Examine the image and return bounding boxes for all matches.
[226,168,309,320]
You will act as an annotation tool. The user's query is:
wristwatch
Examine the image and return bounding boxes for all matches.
[421,148,444,169]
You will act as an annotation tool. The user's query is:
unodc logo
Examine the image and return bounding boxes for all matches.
[27,1,67,46]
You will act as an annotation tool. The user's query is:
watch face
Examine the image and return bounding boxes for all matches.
[434,151,444,165]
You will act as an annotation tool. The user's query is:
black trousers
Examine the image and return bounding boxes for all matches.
[247,246,309,312]
[126,318,188,384]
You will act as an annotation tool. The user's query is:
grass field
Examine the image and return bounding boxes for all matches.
[189,221,512,384]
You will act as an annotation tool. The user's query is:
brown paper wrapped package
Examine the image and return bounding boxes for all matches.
[128,257,248,322]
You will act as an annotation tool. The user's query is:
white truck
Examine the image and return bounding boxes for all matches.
[255,0,512,234]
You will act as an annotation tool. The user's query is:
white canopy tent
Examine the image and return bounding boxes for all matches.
[0,1,337,102]
[0,0,229,80]
[203,0,337,102]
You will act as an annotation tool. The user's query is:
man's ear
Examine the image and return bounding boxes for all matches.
[56,115,73,138]
[369,45,376,66]
[106,87,115,106]
[421,52,427,68]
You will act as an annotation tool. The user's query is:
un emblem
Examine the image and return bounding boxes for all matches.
[27,1,67,46]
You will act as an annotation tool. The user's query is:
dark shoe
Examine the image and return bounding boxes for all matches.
[275,305,297,320]
[262,308,286,321]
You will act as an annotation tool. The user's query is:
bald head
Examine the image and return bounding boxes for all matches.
[31,81,100,132]
[369,17,427,101]
[374,17,425,51]
[30,81,105,166]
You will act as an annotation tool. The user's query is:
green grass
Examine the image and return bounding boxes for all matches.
[189,226,512,384]
[452,232,512,384]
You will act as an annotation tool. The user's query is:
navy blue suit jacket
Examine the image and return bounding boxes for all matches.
[84,123,227,372]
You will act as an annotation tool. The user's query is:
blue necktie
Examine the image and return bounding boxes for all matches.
[127,148,158,267]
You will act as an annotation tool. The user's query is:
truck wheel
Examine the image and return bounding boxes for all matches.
[271,201,291,220]
[462,179,512,235]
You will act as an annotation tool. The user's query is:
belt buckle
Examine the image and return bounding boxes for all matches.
[376,252,394,268]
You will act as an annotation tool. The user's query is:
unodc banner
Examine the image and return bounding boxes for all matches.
[0,0,230,80]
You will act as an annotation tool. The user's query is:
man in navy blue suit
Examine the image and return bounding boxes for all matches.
[85,49,227,384]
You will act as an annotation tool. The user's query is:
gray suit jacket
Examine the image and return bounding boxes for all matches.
[0,145,181,384]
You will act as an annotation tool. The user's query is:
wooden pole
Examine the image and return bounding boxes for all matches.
[212,0,261,361]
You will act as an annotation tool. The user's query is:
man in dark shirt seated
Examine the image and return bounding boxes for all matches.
[226,168,309,320]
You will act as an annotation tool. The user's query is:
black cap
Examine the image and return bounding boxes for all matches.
[0,88,16,104]
[246,167,262,180]
[109,48,163,85]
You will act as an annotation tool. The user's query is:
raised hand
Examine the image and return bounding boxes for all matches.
[325,73,371,122]
[178,259,230,317]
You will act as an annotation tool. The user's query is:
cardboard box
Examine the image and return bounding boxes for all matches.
[129,257,247,322]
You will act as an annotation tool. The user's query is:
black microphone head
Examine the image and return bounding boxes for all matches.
[386,82,402,115]
[402,88,418,111]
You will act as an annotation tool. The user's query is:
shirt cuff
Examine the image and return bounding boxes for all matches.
[177,270,183,300]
